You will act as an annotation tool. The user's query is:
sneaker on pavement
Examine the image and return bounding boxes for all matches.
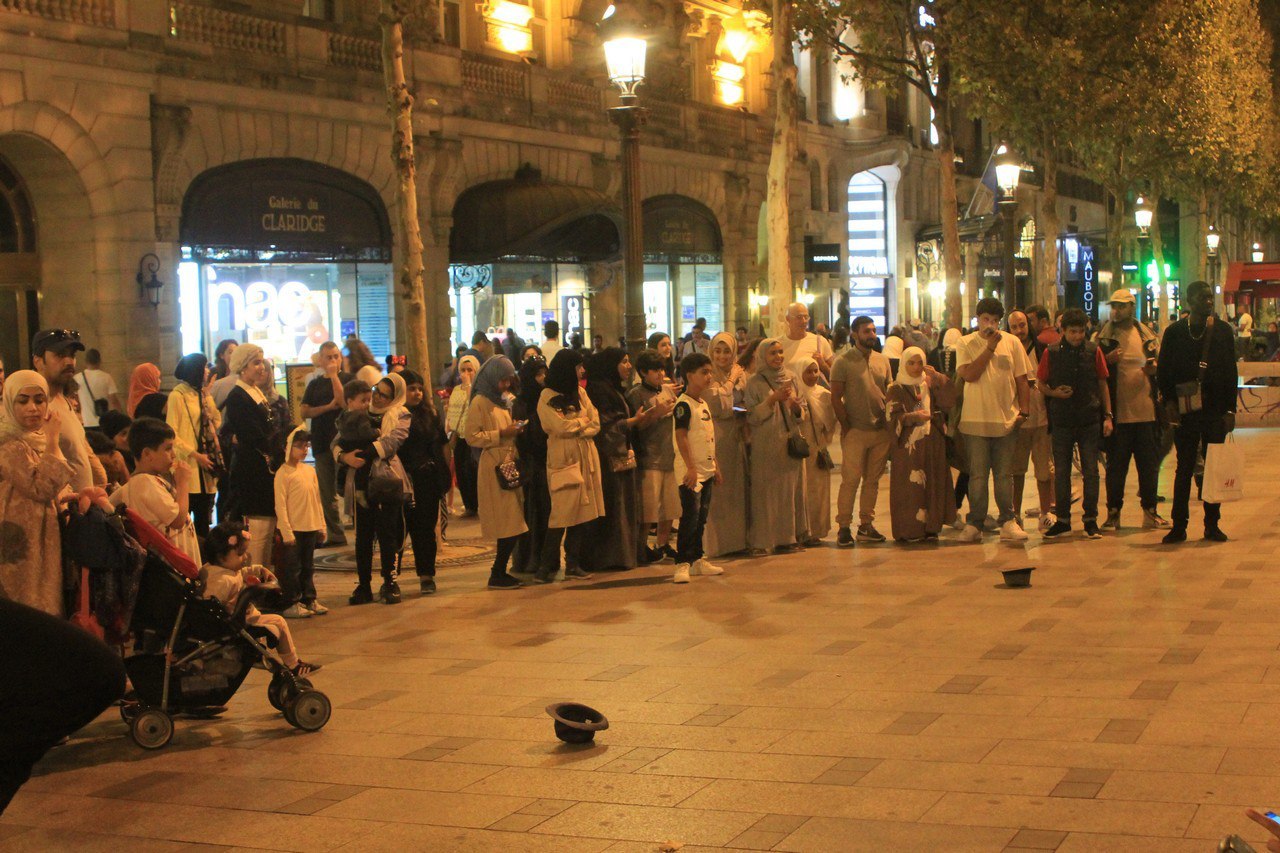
[1162,526,1187,544]
[1037,514,1056,534]
[952,512,966,530]
[659,545,679,562]
[379,581,402,605]
[419,577,437,595]
[564,566,593,580]
[1204,525,1229,542]
[958,524,983,543]
[1083,521,1103,540]
[999,519,1029,542]
[856,524,887,543]
[691,558,723,576]
[281,603,312,619]
[1043,520,1072,539]
[673,563,691,584]
[348,585,374,605]
[1101,510,1121,531]
[307,600,329,615]
[836,527,855,547]
[488,573,524,589]
[1142,508,1172,529]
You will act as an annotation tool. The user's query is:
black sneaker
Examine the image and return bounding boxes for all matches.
[856,524,887,543]
[1043,521,1072,539]
[348,584,373,605]
[379,581,402,605]
[659,545,679,562]
[1204,526,1229,542]
[1083,521,1103,540]
[1162,526,1188,544]
[564,566,593,580]
[488,572,524,590]
[836,527,855,547]
[532,571,556,584]
[419,577,436,595]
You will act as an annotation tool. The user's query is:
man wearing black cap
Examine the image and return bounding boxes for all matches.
[32,328,103,490]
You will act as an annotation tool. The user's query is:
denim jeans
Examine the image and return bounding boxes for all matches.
[279,530,320,605]
[962,430,1019,527]
[676,479,714,564]
[1052,423,1100,524]
[1105,421,1160,512]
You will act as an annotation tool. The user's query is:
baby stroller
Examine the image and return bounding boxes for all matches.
[120,546,332,749]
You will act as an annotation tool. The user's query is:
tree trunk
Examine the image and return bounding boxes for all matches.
[1148,183,1169,330]
[1038,139,1061,314]
[1196,187,1208,281]
[1104,183,1125,287]
[381,4,432,391]
[933,75,962,329]
[764,0,797,336]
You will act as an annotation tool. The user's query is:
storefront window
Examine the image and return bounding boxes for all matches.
[451,262,590,351]
[848,170,890,332]
[644,263,723,337]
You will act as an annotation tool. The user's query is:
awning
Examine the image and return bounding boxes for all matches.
[1224,260,1280,292]
[449,163,622,264]
[915,215,997,243]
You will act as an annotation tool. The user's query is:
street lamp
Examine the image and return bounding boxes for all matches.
[1252,242,1264,263]
[601,4,648,356]
[994,145,1021,307]
[1134,195,1153,238]
[1206,225,1220,258]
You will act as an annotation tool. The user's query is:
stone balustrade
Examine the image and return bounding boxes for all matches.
[169,2,286,55]
[461,54,531,101]
[328,32,381,72]
[0,0,114,26]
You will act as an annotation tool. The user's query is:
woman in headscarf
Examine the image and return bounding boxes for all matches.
[0,370,74,616]
[398,370,451,595]
[534,349,604,583]
[580,348,649,571]
[797,355,837,545]
[445,354,480,516]
[167,353,223,538]
[222,344,278,564]
[703,331,748,557]
[647,331,676,381]
[742,338,808,554]
[128,362,166,419]
[886,346,956,542]
[464,356,527,590]
[343,372,413,605]
[511,355,549,574]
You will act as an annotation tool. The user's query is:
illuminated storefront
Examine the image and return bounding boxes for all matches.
[177,160,394,370]
[642,196,724,337]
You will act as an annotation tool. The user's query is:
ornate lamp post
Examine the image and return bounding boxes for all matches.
[1252,241,1264,263]
[994,145,1021,307]
[601,6,649,356]
[1134,195,1153,321]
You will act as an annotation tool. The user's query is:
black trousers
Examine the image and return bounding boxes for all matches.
[0,600,125,814]
[279,530,320,605]
[1171,413,1228,529]
[455,442,478,513]
[514,469,550,573]
[676,479,714,564]
[540,524,584,574]
[1105,421,1161,512]
[405,481,443,578]
[355,501,404,586]
[189,492,214,540]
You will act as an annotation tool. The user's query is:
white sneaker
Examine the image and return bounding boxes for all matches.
[691,558,723,576]
[958,524,983,543]
[282,603,312,619]
[952,512,966,530]
[673,563,691,584]
[1000,519,1029,542]
[308,600,329,615]
[1038,514,1055,535]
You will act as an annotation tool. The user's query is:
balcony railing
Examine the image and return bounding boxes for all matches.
[1,0,114,27]
[329,33,381,72]
[170,3,286,55]
[462,54,530,101]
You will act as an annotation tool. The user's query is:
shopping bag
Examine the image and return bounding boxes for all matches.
[1201,436,1244,503]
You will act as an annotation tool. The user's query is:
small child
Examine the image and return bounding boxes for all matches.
[108,416,202,569]
[334,379,378,507]
[625,349,679,562]
[86,428,129,488]
[274,427,327,619]
[201,520,321,677]
[672,353,723,584]
[1039,307,1113,540]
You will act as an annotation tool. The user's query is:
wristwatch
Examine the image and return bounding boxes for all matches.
[1103,413,1114,420]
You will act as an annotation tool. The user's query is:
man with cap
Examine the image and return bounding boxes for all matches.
[1093,288,1170,531]
[31,328,104,490]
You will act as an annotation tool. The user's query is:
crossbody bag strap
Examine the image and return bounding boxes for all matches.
[83,371,101,404]
[1196,316,1216,384]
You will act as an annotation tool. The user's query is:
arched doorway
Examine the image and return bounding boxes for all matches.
[0,153,38,371]
[642,195,724,338]
[847,168,895,333]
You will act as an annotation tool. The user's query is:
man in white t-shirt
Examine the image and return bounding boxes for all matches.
[780,302,834,379]
[541,319,562,362]
[76,348,122,428]
[956,297,1033,543]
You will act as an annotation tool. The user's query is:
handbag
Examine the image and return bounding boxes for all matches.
[366,458,406,507]
[815,448,834,470]
[495,452,526,490]
[1201,434,1244,503]
[548,462,585,491]
[610,448,637,472]
[766,375,811,459]
[1165,317,1216,425]
[84,372,109,419]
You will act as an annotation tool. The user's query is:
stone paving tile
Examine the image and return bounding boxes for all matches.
[460,765,712,807]
[773,816,1017,852]
[530,802,762,846]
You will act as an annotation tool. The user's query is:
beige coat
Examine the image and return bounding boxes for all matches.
[0,440,73,616]
[167,383,222,495]
[537,387,605,529]
[464,396,527,540]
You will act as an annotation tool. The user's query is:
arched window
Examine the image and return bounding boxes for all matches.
[848,170,890,331]
[0,155,36,254]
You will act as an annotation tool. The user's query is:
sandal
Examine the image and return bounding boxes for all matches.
[292,661,322,677]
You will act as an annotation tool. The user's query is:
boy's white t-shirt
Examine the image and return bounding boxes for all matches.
[109,473,203,569]
[672,393,717,483]
[956,330,1035,437]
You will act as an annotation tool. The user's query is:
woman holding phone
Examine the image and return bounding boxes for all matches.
[743,338,808,554]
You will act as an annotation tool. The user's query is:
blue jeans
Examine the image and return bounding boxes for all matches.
[676,479,714,565]
[963,430,1019,527]
[1052,423,1100,524]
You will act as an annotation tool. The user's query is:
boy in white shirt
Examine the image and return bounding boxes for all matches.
[108,417,203,570]
[672,353,724,584]
[274,427,327,618]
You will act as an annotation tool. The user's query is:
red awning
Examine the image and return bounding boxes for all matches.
[1224,261,1280,302]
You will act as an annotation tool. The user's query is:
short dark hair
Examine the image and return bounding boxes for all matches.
[290,428,312,444]
[680,352,712,376]
[1026,304,1050,323]
[1187,280,1213,301]
[471,330,489,346]
[694,318,707,329]
[128,416,175,458]
[975,297,1005,320]
[852,315,876,333]
[1060,307,1088,330]
[206,519,249,564]
[85,348,102,366]
[544,320,560,337]
[736,326,747,334]
[343,379,372,399]
[85,429,114,455]
[635,349,666,375]
[99,410,132,439]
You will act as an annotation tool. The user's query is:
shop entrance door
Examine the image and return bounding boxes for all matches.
[0,283,38,371]
[0,155,39,370]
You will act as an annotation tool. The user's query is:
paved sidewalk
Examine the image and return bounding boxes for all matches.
[4,430,1279,851]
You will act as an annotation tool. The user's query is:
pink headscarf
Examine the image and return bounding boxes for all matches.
[127,363,161,416]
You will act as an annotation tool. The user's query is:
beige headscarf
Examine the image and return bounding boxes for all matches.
[0,370,51,453]
[894,346,932,450]
[796,356,836,439]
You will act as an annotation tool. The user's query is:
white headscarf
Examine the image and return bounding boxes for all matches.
[942,328,963,349]
[894,346,931,450]
[0,370,51,453]
[796,356,836,440]
[895,346,928,386]
[883,335,905,360]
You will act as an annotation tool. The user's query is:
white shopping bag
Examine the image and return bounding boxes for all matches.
[1201,435,1244,503]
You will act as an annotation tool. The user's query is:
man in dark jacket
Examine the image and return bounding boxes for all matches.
[1156,280,1237,543]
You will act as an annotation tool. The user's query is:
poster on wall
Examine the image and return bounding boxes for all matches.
[285,363,314,429]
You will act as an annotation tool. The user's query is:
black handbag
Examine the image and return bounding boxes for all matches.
[495,452,527,490]
[1165,317,1216,426]
[366,457,406,507]
[774,382,811,460]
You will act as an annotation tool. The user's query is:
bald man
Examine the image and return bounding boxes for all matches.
[780,302,834,379]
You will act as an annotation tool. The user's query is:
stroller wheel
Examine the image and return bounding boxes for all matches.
[285,691,332,732]
[130,708,174,750]
[268,674,312,713]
